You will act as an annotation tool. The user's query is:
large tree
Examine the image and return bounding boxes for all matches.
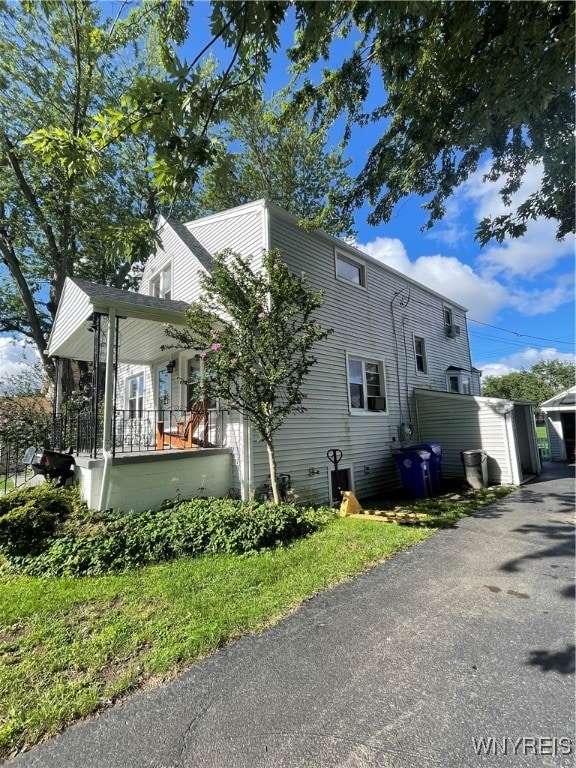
[213,0,574,244]
[194,93,355,237]
[0,0,277,384]
[482,361,576,406]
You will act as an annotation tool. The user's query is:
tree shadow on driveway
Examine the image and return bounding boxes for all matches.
[500,521,575,573]
[526,644,575,675]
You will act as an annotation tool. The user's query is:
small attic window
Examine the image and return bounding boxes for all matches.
[336,252,366,287]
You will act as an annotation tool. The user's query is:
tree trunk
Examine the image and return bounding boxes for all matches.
[265,439,280,505]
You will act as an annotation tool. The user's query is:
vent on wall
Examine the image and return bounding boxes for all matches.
[446,324,461,339]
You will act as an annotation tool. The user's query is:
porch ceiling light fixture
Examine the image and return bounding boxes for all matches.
[87,313,100,333]
[166,359,177,374]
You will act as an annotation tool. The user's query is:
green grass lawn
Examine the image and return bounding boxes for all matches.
[0,486,512,759]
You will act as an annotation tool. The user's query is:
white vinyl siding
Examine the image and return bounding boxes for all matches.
[261,207,474,502]
[415,388,522,485]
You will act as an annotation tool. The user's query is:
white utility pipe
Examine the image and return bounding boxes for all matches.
[98,309,116,510]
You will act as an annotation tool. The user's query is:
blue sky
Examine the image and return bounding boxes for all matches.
[251,5,575,381]
[1,1,573,383]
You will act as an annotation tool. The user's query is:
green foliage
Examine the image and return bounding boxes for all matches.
[194,92,355,237]
[164,248,332,503]
[0,484,85,558]
[0,363,49,446]
[482,360,575,407]
[5,496,334,577]
[0,1,275,381]
[0,516,427,758]
[277,1,574,243]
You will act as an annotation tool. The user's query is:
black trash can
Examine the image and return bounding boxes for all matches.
[461,449,488,489]
[393,450,432,498]
[31,449,75,487]
[399,442,443,493]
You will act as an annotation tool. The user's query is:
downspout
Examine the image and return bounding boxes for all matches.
[241,416,251,501]
[98,309,116,510]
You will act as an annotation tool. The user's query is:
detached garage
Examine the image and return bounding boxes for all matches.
[414,388,541,486]
[541,386,576,462]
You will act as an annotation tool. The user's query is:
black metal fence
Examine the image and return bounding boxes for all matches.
[1,407,218,494]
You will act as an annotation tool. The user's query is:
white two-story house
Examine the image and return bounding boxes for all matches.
[48,200,539,511]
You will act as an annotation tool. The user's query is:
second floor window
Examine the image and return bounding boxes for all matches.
[336,252,366,287]
[150,264,172,300]
[414,336,427,373]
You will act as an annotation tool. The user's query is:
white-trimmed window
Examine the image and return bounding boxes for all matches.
[150,264,172,300]
[336,251,366,287]
[127,374,144,417]
[414,336,427,374]
[347,356,386,412]
[446,370,471,395]
[443,306,453,330]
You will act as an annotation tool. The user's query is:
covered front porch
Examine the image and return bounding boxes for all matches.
[46,278,236,510]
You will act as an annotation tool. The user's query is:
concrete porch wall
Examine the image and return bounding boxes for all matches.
[74,448,233,512]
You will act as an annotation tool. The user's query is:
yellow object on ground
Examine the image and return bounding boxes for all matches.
[349,511,428,526]
[339,491,363,516]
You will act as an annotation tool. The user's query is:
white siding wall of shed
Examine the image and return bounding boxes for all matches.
[415,389,521,485]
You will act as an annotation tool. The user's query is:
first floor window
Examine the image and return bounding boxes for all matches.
[128,374,144,417]
[348,356,386,412]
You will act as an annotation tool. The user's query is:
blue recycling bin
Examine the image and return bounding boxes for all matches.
[399,442,443,493]
[393,450,432,498]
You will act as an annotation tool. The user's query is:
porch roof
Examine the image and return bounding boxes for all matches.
[47,277,189,364]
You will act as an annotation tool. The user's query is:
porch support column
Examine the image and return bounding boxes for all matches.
[102,308,116,452]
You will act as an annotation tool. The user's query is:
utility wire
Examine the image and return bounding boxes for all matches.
[468,318,575,346]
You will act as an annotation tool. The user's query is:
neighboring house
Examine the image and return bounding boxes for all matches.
[48,200,538,511]
[541,386,576,462]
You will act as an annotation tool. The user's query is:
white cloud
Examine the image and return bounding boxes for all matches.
[0,337,40,392]
[359,237,509,321]
[477,347,576,379]
[460,163,574,279]
[478,219,573,279]
[508,274,575,316]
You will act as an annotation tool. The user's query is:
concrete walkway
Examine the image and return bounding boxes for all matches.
[9,463,575,768]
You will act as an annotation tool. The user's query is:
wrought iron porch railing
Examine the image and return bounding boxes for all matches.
[1,406,220,492]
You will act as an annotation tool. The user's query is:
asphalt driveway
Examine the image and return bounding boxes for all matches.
[9,462,575,768]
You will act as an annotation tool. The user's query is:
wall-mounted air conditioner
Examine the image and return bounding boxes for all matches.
[446,324,461,339]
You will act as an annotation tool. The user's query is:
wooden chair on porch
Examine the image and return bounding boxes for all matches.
[156,399,211,450]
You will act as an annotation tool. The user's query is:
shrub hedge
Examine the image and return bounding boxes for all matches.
[0,488,334,577]
[0,483,86,558]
